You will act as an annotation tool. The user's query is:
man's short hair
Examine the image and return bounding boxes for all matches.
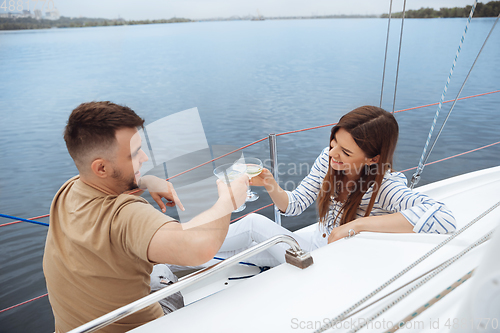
[64,101,145,173]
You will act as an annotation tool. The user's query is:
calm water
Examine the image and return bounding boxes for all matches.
[0,18,499,332]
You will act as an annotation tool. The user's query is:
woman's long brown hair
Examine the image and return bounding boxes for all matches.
[317,106,399,226]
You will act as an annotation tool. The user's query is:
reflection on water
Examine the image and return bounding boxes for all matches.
[0,18,499,331]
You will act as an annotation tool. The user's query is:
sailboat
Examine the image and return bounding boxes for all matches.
[64,4,500,332]
[1,3,499,333]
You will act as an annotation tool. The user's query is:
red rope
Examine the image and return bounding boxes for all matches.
[0,214,50,228]
[400,141,500,173]
[276,123,338,136]
[393,89,500,114]
[273,90,500,138]
[0,293,48,314]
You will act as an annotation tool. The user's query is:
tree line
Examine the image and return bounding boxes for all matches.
[0,16,191,31]
[382,1,500,18]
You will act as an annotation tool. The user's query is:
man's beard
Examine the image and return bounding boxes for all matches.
[112,169,138,192]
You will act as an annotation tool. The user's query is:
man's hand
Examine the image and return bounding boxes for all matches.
[216,174,249,212]
[139,175,185,213]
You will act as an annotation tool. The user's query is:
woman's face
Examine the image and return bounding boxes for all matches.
[329,128,378,180]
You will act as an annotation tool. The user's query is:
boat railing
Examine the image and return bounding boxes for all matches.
[1,90,500,316]
[67,234,313,333]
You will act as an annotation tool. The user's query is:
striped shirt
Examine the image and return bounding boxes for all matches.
[284,147,456,237]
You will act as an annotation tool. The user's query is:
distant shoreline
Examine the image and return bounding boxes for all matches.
[1,2,499,32]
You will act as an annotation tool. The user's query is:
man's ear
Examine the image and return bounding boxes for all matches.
[90,158,109,179]
[368,155,380,165]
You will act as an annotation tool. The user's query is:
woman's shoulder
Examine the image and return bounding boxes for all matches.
[320,146,329,156]
[312,147,330,164]
[381,170,408,186]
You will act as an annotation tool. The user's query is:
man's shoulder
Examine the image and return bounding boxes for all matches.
[55,175,80,194]
[113,194,176,224]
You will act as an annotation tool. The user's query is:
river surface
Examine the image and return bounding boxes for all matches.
[0,18,499,332]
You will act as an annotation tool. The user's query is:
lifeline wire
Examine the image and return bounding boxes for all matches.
[380,0,393,108]
[313,199,500,333]
[410,1,478,189]
[1,90,498,229]
[1,89,499,229]
[415,13,500,179]
[391,0,407,114]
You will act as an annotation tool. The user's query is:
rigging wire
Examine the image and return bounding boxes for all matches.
[348,231,492,333]
[410,0,478,189]
[387,269,475,332]
[391,0,407,114]
[400,140,500,173]
[380,0,393,108]
[410,12,500,189]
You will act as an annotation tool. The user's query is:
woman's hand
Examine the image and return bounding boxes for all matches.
[139,175,185,213]
[249,168,289,212]
[327,220,361,244]
[249,168,275,188]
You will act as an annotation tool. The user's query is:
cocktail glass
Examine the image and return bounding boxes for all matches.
[243,157,263,202]
[213,162,247,213]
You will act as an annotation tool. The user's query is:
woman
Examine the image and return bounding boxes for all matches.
[214,105,456,267]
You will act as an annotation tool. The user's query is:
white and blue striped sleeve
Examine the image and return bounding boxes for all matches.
[375,172,456,234]
[283,147,330,216]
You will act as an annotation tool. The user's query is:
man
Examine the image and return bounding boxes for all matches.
[43,101,248,332]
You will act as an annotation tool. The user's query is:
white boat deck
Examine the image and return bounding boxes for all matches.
[131,166,500,332]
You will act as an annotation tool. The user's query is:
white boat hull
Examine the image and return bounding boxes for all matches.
[131,166,500,332]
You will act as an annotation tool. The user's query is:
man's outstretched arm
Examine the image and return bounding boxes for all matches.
[147,175,248,266]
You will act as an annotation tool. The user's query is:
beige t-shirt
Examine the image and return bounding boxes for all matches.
[43,176,175,333]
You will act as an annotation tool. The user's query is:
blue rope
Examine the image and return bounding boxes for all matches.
[212,256,257,267]
[213,256,271,280]
[0,213,49,227]
[410,0,477,189]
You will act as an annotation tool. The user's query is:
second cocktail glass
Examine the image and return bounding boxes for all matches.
[243,157,263,202]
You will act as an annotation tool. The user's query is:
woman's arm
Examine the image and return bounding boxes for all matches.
[374,173,456,234]
[327,172,456,243]
[251,147,330,215]
[328,213,413,243]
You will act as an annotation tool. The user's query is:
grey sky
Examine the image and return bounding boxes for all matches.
[51,0,476,20]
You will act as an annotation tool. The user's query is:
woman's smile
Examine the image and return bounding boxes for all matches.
[330,157,343,165]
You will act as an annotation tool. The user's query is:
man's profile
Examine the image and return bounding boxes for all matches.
[43,101,248,332]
